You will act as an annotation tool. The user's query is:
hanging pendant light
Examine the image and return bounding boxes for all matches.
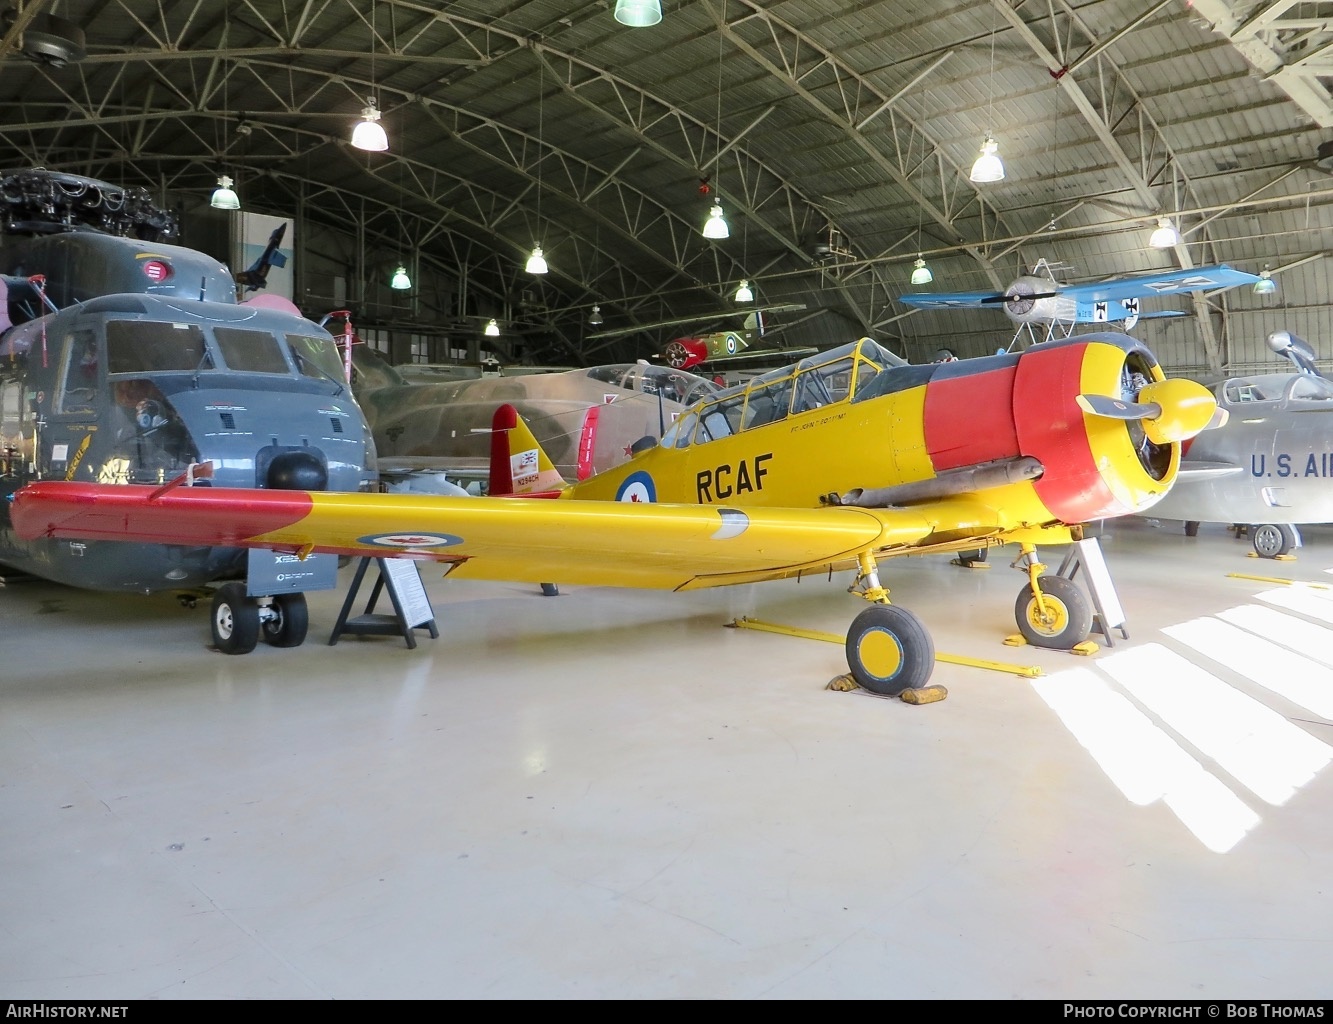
[910,257,933,286]
[525,245,548,275]
[702,202,729,239]
[614,0,662,27]
[484,318,500,337]
[352,99,389,151]
[1253,267,1277,295]
[969,136,1005,183]
[1149,217,1180,249]
[589,304,604,326]
[734,279,753,303]
[210,175,240,210]
[390,265,411,290]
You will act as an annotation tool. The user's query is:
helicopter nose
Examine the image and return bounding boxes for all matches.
[1136,377,1224,444]
[266,449,328,491]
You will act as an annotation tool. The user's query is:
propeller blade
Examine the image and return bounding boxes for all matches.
[980,290,1059,305]
[1076,378,1219,445]
[1075,394,1159,420]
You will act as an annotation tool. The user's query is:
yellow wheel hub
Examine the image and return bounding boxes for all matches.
[1026,596,1069,637]
[857,628,903,679]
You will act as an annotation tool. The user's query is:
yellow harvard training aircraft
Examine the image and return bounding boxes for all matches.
[11,334,1220,695]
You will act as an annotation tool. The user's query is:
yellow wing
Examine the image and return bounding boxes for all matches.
[11,482,1037,592]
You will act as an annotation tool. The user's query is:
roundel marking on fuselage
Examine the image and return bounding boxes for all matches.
[616,471,657,503]
[358,532,463,549]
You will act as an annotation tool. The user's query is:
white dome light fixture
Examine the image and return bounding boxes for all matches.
[525,245,548,275]
[210,175,240,210]
[1253,268,1277,295]
[589,304,604,326]
[702,202,729,239]
[390,265,411,290]
[352,99,389,152]
[969,136,1005,183]
[1149,217,1180,249]
[484,318,500,337]
[910,256,933,285]
[734,279,753,303]
[614,0,662,27]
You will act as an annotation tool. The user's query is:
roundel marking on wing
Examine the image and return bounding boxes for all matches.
[615,471,657,503]
[712,508,750,540]
[358,532,463,549]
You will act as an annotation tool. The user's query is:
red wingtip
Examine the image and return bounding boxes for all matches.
[489,404,519,495]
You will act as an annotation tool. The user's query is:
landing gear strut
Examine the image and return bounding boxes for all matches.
[1011,545,1092,649]
[844,552,934,696]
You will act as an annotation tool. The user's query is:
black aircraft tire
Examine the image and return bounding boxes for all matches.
[1251,523,1297,559]
[211,582,260,655]
[540,583,559,596]
[261,593,309,648]
[1185,520,1200,537]
[845,604,935,696]
[1015,575,1092,650]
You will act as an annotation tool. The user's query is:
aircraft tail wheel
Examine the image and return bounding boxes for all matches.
[211,582,260,655]
[844,604,935,696]
[1251,523,1297,559]
[1014,575,1092,649]
[261,592,309,648]
[540,583,559,596]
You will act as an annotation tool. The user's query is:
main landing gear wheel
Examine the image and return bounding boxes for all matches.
[211,582,260,655]
[1014,575,1092,650]
[1251,523,1297,559]
[261,592,309,648]
[844,604,935,696]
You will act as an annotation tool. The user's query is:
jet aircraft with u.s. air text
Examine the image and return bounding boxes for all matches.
[12,334,1222,694]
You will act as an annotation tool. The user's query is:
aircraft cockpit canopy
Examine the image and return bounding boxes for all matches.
[662,337,901,449]
[582,363,719,406]
[1221,372,1333,407]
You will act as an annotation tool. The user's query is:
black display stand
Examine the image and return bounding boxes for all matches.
[328,556,439,649]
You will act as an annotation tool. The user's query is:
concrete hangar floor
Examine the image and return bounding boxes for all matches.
[1,517,1330,1001]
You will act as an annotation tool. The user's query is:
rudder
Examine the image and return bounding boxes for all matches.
[488,404,567,496]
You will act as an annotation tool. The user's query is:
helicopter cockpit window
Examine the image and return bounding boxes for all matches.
[57,331,99,414]
[215,327,290,374]
[287,334,345,383]
[106,321,207,374]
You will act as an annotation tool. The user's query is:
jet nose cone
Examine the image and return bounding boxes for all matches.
[1138,377,1220,445]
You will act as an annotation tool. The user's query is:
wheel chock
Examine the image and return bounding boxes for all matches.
[900,685,948,705]
[825,674,949,704]
[1246,552,1298,560]
[949,557,991,570]
[1006,633,1097,657]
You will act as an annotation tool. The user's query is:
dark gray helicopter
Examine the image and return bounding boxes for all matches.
[0,169,375,651]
